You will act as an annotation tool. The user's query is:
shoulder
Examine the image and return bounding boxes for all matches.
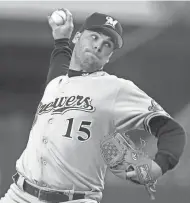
[95,72,144,95]
[44,76,63,93]
[100,73,143,98]
[106,74,138,90]
[107,75,148,98]
[41,76,65,102]
[101,72,133,84]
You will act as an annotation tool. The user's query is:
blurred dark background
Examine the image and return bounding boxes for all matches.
[0,1,190,203]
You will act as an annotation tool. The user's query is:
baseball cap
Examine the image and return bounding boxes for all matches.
[79,12,123,49]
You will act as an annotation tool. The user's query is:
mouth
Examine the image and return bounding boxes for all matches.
[84,49,99,59]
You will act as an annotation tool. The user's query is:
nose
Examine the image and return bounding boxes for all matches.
[94,45,101,52]
[93,41,103,52]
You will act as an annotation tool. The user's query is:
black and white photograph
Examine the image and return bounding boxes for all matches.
[0,1,189,203]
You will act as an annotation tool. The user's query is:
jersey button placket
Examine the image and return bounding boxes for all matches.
[42,159,47,166]
[48,118,54,124]
[59,76,70,92]
[42,137,48,144]
[40,156,47,166]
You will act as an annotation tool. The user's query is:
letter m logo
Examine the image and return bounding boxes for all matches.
[105,16,118,28]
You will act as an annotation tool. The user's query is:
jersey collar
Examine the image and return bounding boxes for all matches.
[67,69,107,77]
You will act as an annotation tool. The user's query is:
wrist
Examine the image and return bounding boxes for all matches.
[54,38,70,47]
[53,29,72,40]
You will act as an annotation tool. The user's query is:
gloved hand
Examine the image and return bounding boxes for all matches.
[48,8,74,40]
[100,133,162,200]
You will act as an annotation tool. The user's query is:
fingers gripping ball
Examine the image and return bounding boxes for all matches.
[100,133,157,200]
[51,10,67,26]
[48,8,73,40]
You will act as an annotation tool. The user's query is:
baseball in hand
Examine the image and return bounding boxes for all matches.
[51,10,67,25]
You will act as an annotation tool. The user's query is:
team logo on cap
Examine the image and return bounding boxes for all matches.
[105,16,118,28]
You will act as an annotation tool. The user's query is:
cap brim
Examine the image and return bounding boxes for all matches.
[87,26,123,49]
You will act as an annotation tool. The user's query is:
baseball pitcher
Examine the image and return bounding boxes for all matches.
[0,9,186,203]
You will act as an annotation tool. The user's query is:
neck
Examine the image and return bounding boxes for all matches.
[69,60,84,72]
[69,53,86,72]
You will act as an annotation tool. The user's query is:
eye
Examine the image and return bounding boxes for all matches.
[104,42,112,48]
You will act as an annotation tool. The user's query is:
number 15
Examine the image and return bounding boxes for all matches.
[63,118,92,141]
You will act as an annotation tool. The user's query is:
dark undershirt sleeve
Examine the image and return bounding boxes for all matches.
[149,116,186,174]
[46,38,72,85]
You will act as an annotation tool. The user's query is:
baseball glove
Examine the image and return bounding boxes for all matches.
[100,133,157,200]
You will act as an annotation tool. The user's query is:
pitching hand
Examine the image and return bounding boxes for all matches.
[48,8,74,40]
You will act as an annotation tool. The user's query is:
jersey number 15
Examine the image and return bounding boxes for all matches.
[63,118,92,141]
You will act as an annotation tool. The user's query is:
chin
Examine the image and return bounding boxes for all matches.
[81,56,102,72]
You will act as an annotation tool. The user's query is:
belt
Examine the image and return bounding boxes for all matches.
[12,173,85,202]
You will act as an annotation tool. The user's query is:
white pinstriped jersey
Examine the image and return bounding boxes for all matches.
[16,71,170,202]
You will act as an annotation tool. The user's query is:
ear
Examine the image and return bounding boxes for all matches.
[72,31,81,44]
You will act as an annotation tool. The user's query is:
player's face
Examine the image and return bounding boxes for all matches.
[73,30,115,72]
